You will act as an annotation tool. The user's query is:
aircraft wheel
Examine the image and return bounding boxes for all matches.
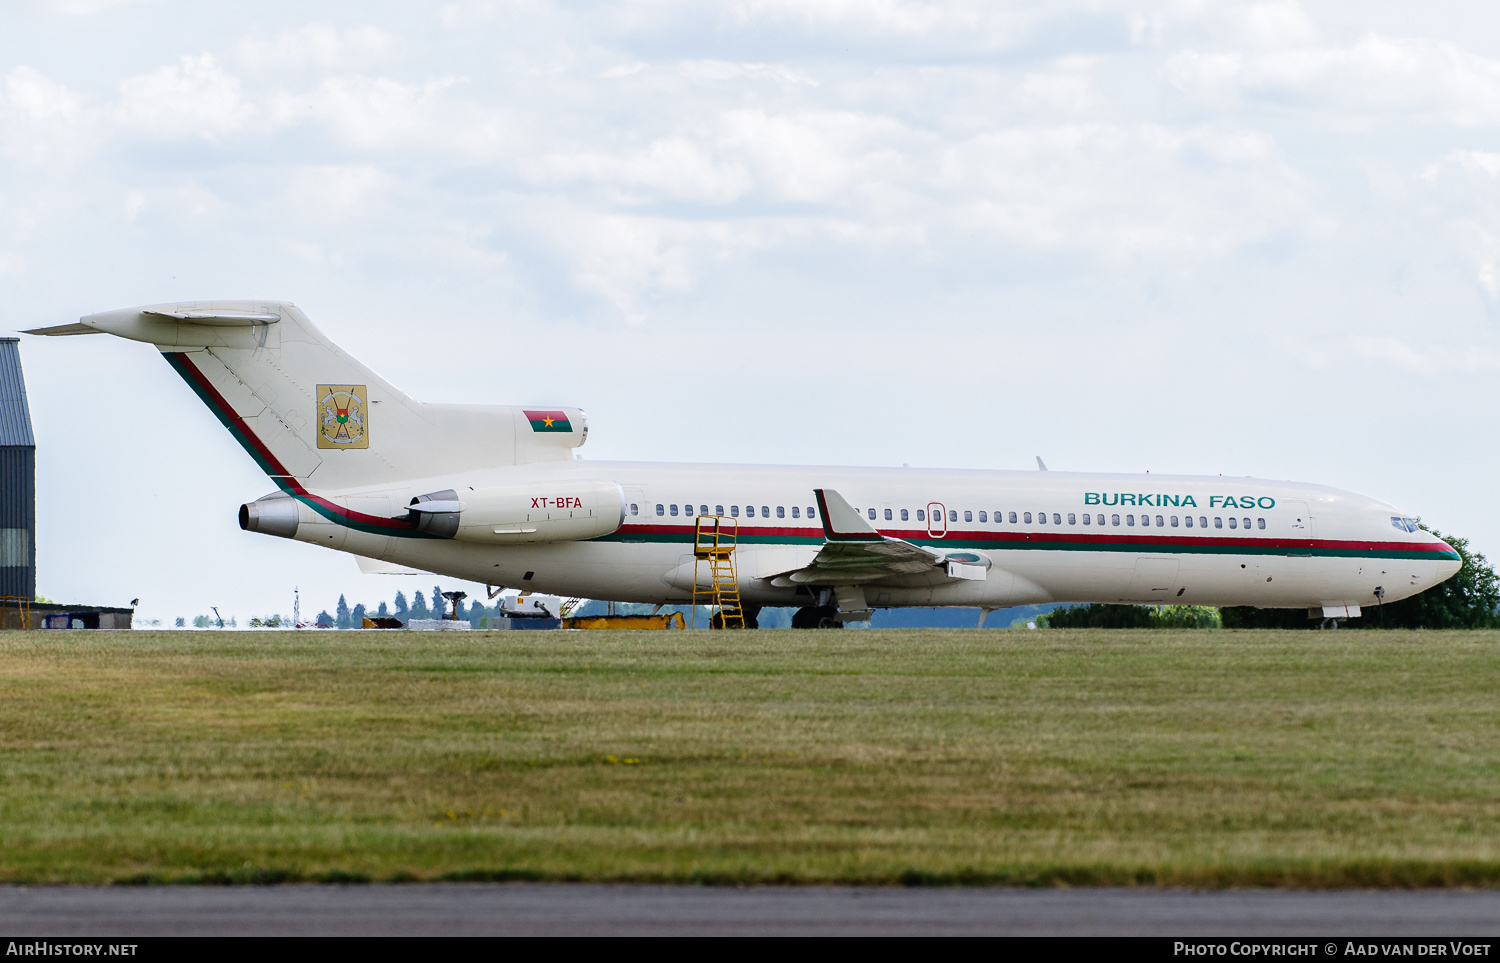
[793,605,841,629]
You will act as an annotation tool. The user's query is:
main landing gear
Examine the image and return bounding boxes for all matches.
[791,605,843,629]
[710,605,761,629]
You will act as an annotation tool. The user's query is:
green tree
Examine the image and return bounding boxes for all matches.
[351,603,367,627]
[1042,604,1154,628]
[335,595,351,629]
[411,591,428,620]
[393,592,408,618]
[1153,605,1222,629]
[1042,603,1223,629]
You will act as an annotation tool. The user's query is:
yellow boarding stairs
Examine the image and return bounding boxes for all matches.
[691,515,744,629]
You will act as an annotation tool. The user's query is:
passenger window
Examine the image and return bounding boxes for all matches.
[791,506,800,518]
[1228,517,1236,529]
[1156,515,1164,527]
[1141,514,1150,527]
[1082,513,1091,525]
[1214,517,1223,529]
[1024,512,1032,524]
[1053,513,1061,525]
[1036,509,1046,524]
[777,506,785,518]
[630,503,639,516]
[1068,513,1076,525]
[1096,514,1105,525]
[716,505,724,516]
[964,510,972,522]
[1009,512,1018,523]
[1257,517,1265,530]
[1112,514,1120,526]
[701,505,708,516]
[1185,516,1193,528]
[917,509,925,521]
[868,508,877,520]
[655,504,664,516]
[807,507,816,519]
[1243,517,1250,530]
[685,504,693,517]
[949,510,957,522]
[901,509,909,521]
[1127,514,1135,526]
[669,504,678,516]
[884,508,892,520]
[762,506,770,518]
[1171,516,1178,527]
[979,511,987,522]
[730,506,739,517]
[1199,516,1207,528]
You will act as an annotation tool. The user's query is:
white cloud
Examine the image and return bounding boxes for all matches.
[116,54,251,138]
[4,66,82,121]
[235,23,405,73]
[528,138,753,205]
[1355,335,1500,375]
[1167,34,1500,126]
[265,76,506,158]
[44,0,156,14]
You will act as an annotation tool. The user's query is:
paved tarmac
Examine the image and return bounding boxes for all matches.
[3,884,1500,936]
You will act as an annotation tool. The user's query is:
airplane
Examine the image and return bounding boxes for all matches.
[26,301,1461,628]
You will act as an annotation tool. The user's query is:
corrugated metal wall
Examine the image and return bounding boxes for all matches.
[0,339,36,601]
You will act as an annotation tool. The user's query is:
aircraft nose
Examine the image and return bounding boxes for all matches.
[1434,537,1462,583]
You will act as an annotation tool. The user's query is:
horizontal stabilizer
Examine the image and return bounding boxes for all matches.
[143,308,280,324]
[21,323,102,337]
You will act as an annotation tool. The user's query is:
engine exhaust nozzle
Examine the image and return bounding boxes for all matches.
[239,492,300,539]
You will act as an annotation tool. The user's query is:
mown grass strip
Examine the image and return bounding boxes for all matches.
[1,629,1497,886]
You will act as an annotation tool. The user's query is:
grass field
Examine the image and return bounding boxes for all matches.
[2,628,1499,886]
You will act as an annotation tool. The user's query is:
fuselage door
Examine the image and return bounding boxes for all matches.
[1124,556,1181,602]
[1283,499,1315,556]
[927,502,947,539]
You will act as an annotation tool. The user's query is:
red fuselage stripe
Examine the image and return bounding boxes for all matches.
[170,352,413,530]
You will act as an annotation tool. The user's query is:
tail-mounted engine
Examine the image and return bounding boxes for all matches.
[405,480,625,543]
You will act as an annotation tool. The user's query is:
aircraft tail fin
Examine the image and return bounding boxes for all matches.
[28,301,586,491]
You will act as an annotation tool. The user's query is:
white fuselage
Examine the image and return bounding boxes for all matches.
[299,460,1458,612]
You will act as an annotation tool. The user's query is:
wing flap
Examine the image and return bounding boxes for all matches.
[762,488,985,588]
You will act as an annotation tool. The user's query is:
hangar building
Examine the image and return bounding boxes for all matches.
[0,337,34,602]
[0,338,132,630]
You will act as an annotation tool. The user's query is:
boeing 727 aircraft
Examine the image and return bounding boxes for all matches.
[26,301,1461,627]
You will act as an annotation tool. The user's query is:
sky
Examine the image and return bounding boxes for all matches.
[2,0,1498,624]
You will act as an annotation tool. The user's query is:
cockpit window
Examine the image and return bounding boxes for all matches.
[1391,516,1420,533]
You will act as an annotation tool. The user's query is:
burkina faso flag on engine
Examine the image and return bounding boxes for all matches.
[524,409,572,432]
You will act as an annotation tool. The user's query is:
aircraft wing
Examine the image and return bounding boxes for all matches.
[763,489,988,587]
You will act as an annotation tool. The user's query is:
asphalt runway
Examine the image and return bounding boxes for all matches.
[4,885,1500,936]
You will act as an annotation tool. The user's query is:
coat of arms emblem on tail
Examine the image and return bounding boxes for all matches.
[316,384,369,449]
